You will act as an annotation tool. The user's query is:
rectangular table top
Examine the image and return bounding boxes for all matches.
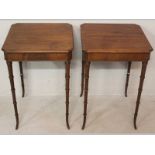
[2,23,74,54]
[81,24,153,54]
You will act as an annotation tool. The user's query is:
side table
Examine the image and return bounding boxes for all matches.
[80,23,153,129]
[2,23,74,129]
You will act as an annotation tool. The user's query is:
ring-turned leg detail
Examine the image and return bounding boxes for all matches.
[80,52,85,97]
[6,61,19,130]
[82,61,90,130]
[19,61,25,97]
[125,61,132,97]
[134,61,148,129]
[65,60,71,129]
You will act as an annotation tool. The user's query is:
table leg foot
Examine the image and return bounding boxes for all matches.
[15,110,19,130]
[82,115,86,130]
[19,61,25,97]
[66,113,70,129]
[134,115,137,130]
[65,61,71,129]
[133,61,148,130]
[82,61,90,130]
[125,61,131,97]
[7,61,19,130]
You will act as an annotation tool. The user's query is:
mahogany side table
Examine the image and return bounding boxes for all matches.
[2,23,74,129]
[80,24,153,130]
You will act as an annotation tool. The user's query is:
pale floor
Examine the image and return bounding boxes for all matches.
[0,95,155,134]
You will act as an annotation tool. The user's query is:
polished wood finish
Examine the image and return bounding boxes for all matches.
[2,23,74,129]
[3,23,73,53]
[81,24,152,54]
[80,23,153,129]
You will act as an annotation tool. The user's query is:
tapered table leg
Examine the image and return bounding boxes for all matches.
[65,60,71,129]
[6,61,19,129]
[125,61,132,97]
[134,61,148,129]
[82,61,90,130]
[80,52,85,97]
[19,61,25,97]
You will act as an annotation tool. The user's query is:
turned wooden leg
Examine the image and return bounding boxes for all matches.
[125,61,132,97]
[82,61,90,130]
[19,61,25,97]
[65,60,71,129]
[6,61,19,130]
[134,61,148,129]
[80,52,85,97]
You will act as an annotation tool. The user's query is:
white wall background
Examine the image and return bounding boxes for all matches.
[0,20,155,97]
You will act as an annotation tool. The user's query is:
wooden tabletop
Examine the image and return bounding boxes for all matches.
[81,24,153,53]
[2,23,74,53]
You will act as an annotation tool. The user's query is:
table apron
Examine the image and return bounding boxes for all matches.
[86,53,150,61]
[5,53,71,61]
